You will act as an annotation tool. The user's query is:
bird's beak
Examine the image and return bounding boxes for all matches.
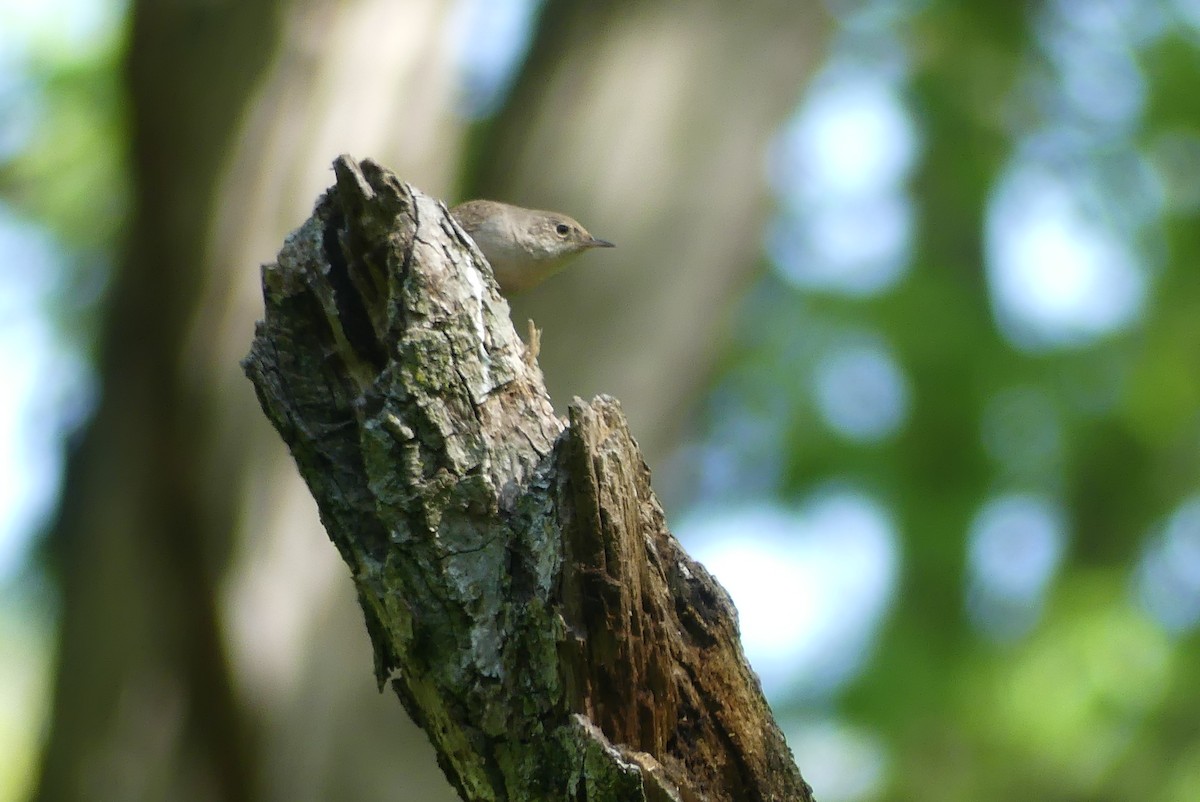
[588,237,616,249]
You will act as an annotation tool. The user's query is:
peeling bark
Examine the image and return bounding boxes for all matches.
[243,155,814,802]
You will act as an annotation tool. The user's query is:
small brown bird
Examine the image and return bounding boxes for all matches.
[451,200,615,294]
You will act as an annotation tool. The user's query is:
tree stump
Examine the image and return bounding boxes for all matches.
[242,155,814,802]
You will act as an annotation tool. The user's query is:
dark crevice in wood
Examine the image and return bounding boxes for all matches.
[243,155,814,802]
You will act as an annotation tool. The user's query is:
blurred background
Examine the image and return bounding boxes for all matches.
[2,0,1199,799]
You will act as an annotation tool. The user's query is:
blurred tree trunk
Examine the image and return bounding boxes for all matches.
[473,0,827,468]
[35,0,828,799]
[36,0,467,799]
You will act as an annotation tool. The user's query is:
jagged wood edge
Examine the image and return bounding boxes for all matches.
[242,155,814,802]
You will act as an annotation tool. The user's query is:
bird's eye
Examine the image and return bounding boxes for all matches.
[555,223,570,236]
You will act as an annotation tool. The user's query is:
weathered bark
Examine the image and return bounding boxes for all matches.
[243,156,814,802]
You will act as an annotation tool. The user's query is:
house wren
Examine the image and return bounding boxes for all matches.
[450,200,615,294]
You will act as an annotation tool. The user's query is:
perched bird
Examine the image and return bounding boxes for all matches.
[450,200,615,294]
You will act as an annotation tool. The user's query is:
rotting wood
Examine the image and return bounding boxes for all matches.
[243,155,815,802]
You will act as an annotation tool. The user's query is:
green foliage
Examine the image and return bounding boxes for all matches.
[0,3,128,345]
[689,2,1200,799]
